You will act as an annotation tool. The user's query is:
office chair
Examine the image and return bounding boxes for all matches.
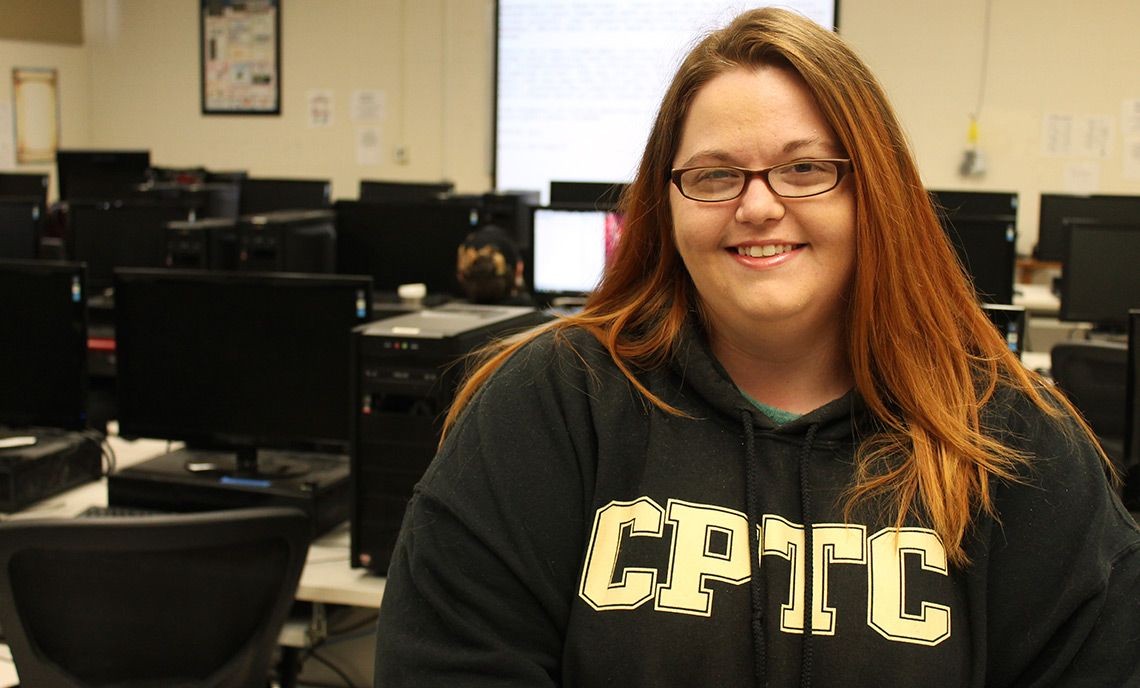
[0,507,310,688]
[1051,340,1128,470]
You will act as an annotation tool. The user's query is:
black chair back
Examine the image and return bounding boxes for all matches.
[0,507,309,687]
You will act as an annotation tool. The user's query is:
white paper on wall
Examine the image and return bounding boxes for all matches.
[351,90,386,122]
[356,126,382,165]
[1062,161,1101,195]
[307,90,335,128]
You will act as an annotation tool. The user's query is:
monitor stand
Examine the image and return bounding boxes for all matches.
[182,446,312,480]
[107,446,350,537]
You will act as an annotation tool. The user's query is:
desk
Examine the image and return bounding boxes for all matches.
[0,433,385,687]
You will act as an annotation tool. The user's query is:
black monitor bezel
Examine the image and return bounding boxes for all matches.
[0,259,89,431]
[1036,193,1140,263]
[1058,220,1140,331]
[333,198,480,297]
[113,268,373,453]
[55,149,151,202]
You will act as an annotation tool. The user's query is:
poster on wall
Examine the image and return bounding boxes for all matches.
[200,0,280,115]
[12,67,59,164]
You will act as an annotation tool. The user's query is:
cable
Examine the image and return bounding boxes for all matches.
[973,0,994,120]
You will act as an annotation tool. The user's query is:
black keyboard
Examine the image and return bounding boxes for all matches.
[77,505,168,519]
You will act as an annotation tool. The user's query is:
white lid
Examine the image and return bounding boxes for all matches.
[397,282,427,300]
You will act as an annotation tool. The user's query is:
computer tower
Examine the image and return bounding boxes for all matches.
[238,209,336,273]
[981,303,1027,359]
[165,218,239,270]
[350,304,551,573]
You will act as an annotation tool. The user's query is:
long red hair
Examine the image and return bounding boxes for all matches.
[445,8,1103,566]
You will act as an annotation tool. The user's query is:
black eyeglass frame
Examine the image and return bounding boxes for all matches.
[670,158,855,202]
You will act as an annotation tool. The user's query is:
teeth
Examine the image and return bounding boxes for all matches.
[737,244,795,258]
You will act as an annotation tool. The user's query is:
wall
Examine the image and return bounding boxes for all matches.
[83,0,495,202]
[0,33,90,179]
[843,0,1140,254]
[2,0,1138,247]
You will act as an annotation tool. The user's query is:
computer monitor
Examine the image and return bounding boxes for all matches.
[0,198,42,260]
[67,200,194,292]
[113,269,373,476]
[238,177,331,216]
[0,259,88,431]
[359,180,454,203]
[334,199,480,296]
[0,172,48,206]
[1036,193,1140,263]
[527,205,623,302]
[1058,221,1140,333]
[548,181,627,210]
[940,215,1017,305]
[928,189,1017,220]
[56,149,151,202]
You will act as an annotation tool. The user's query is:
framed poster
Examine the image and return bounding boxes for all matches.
[200,0,281,115]
[12,67,59,164]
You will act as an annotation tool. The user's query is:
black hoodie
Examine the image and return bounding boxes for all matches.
[374,324,1140,687]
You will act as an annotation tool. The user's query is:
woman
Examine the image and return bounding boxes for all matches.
[374,8,1140,687]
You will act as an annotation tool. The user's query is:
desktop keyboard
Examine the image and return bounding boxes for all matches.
[77,504,169,519]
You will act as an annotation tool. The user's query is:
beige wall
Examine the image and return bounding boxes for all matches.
[0,35,90,179]
[83,0,494,201]
[1,0,1138,253]
[844,0,1140,253]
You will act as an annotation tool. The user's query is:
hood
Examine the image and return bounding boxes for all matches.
[669,318,868,442]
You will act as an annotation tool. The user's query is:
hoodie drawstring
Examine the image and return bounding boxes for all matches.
[741,409,767,687]
[798,423,819,688]
[743,410,822,688]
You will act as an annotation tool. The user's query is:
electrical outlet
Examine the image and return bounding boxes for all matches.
[394,145,409,164]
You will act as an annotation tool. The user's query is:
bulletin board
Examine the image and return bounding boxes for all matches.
[12,67,59,163]
[200,0,281,115]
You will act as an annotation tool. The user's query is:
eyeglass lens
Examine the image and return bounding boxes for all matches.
[679,160,842,201]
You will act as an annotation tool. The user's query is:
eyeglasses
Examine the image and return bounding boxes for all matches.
[670,159,853,202]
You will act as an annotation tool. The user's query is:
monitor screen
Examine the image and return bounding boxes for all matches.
[549,181,628,210]
[940,215,1017,304]
[1059,222,1140,331]
[67,200,193,291]
[528,206,623,298]
[0,172,48,205]
[0,199,41,260]
[495,1,838,202]
[1036,193,1140,262]
[929,189,1018,221]
[56,149,150,202]
[239,177,331,216]
[114,269,373,454]
[0,259,88,430]
[334,199,480,296]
